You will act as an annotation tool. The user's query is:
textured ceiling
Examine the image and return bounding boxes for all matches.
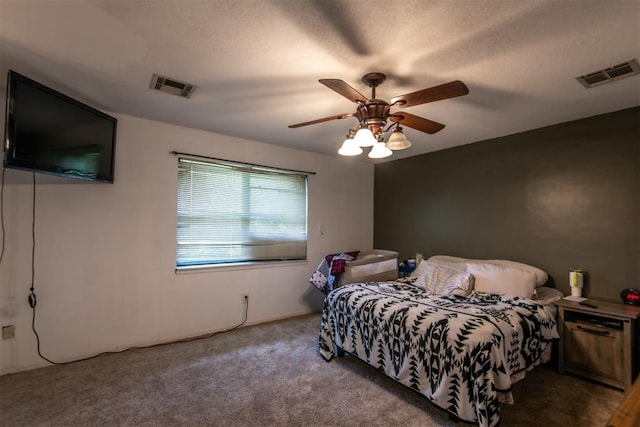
[1,0,639,162]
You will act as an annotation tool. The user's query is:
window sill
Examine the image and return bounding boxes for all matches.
[175,259,308,274]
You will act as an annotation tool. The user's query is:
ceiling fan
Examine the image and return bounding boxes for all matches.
[288,72,469,158]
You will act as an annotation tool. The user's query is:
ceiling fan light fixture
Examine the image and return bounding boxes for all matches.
[338,136,363,156]
[386,127,412,150]
[368,141,393,159]
[353,127,376,147]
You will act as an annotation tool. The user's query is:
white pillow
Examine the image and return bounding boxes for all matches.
[426,255,548,287]
[427,255,465,262]
[409,260,456,277]
[487,259,548,287]
[467,263,538,299]
[426,255,469,269]
[412,261,473,297]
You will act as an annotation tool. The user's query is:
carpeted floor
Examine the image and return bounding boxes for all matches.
[0,313,623,426]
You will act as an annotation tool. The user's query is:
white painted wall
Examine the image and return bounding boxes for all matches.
[0,114,374,374]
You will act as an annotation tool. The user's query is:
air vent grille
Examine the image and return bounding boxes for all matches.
[576,59,639,88]
[149,74,196,98]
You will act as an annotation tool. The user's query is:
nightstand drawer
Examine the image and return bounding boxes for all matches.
[564,320,624,384]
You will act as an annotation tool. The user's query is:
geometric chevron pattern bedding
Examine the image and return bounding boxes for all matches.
[319,280,559,427]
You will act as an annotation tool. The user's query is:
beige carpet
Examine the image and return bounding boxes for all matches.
[0,313,623,426]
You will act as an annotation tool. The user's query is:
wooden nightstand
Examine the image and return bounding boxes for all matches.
[555,298,640,391]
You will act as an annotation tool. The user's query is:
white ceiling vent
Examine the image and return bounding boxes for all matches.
[576,59,639,88]
[149,74,196,98]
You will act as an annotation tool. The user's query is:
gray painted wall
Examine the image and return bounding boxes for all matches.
[374,107,639,302]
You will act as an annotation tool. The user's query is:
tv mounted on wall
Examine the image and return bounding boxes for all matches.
[3,70,117,183]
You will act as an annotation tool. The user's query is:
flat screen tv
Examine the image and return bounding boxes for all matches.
[3,70,117,182]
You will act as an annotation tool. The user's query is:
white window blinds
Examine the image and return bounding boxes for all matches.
[176,158,308,267]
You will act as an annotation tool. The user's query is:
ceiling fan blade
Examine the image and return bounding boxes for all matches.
[319,79,369,103]
[288,113,354,128]
[389,80,469,108]
[390,112,445,134]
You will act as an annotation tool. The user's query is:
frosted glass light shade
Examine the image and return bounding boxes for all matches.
[385,129,412,150]
[353,127,376,147]
[338,137,363,156]
[368,141,393,159]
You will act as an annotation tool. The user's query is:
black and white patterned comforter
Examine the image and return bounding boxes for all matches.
[319,280,559,427]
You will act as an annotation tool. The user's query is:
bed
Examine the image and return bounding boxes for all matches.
[318,255,562,427]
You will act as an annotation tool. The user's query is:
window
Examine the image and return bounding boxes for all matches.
[176,158,308,268]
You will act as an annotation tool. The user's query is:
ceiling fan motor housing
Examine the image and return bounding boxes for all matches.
[356,100,390,135]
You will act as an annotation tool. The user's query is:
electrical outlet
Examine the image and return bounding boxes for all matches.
[2,325,15,340]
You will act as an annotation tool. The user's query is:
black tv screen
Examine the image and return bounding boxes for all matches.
[3,70,117,182]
